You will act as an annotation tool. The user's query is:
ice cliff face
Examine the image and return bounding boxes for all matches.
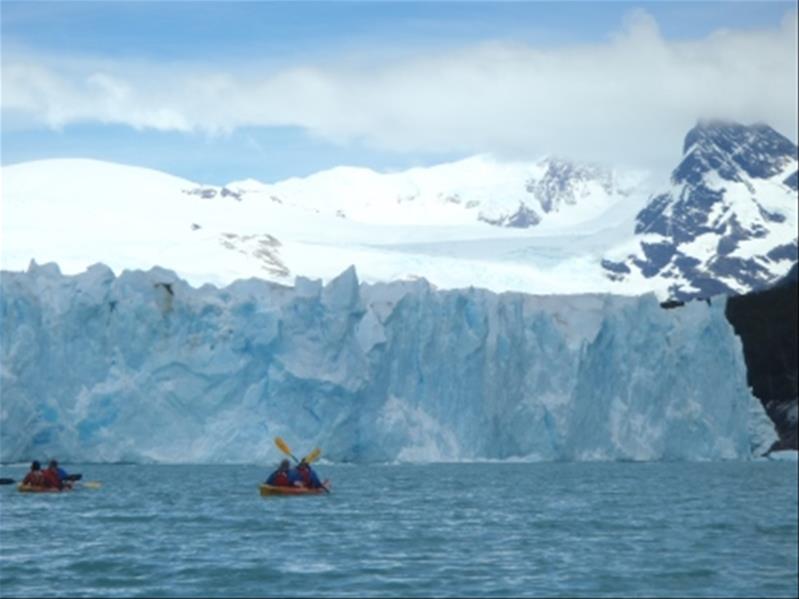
[0,262,775,464]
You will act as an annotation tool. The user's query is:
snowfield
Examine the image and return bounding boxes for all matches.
[1,156,659,296]
[4,121,795,301]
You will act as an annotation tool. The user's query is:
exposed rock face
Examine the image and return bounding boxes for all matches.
[725,263,798,451]
[604,120,798,301]
[526,158,616,214]
[184,186,242,201]
[479,203,541,228]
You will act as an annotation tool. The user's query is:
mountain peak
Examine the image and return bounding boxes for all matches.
[604,119,798,301]
[683,119,793,154]
[676,120,797,185]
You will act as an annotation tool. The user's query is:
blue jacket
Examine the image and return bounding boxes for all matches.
[291,466,322,488]
[287,468,301,485]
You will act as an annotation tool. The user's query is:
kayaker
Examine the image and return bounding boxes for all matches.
[21,461,46,487]
[265,459,292,487]
[49,459,72,489]
[43,460,65,490]
[293,458,323,489]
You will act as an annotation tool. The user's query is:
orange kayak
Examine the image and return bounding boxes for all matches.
[17,484,69,493]
[259,480,330,496]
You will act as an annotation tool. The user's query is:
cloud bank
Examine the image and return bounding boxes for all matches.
[3,10,797,170]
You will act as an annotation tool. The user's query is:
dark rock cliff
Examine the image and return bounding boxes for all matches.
[725,262,798,451]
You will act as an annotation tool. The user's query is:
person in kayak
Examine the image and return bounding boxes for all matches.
[21,461,46,487]
[48,459,72,490]
[292,458,323,489]
[265,459,292,487]
[43,460,66,490]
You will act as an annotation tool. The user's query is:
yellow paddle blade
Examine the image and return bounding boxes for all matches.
[275,436,291,455]
[304,448,321,463]
[81,481,102,489]
[274,437,297,461]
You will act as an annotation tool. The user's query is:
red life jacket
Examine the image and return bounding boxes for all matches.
[272,471,290,487]
[42,469,62,490]
[22,471,45,486]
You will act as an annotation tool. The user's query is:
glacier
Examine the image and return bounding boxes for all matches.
[0,262,776,464]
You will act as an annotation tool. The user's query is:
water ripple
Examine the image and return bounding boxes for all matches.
[0,462,796,597]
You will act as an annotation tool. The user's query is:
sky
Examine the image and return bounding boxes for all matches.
[2,1,797,185]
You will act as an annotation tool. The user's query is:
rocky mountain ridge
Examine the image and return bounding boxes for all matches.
[603,120,798,301]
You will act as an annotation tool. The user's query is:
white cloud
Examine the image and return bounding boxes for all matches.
[3,9,797,171]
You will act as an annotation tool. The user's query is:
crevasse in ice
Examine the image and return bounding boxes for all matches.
[0,261,776,463]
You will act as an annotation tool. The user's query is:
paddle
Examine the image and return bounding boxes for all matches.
[274,436,299,463]
[274,437,322,465]
[273,438,329,493]
[78,481,102,489]
[52,480,101,490]
[0,478,15,485]
[304,447,322,464]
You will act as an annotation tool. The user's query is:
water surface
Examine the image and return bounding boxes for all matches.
[1,462,796,597]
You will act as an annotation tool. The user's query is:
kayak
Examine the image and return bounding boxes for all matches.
[259,480,331,497]
[17,484,69,493]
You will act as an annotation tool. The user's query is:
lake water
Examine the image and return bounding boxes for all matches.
[0,462,796,597]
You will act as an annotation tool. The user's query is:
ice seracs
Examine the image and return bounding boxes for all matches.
[0,262,776,463]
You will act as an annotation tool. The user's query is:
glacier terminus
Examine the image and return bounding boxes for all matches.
[0,261,776,464]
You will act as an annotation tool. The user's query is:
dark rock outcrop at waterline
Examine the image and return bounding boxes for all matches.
[725,262,798,451]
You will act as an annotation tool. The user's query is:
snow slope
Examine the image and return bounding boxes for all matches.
[1,155,655,296]
[2,121,795,301]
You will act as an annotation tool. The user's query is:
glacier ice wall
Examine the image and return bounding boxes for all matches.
[0,262,776,463]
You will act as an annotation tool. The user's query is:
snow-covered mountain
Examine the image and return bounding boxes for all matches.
[602,120,798,300]
[2,120,796,301]
[218,155,639,230]
[1,155,654,296]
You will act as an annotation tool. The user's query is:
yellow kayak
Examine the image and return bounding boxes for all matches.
[259,480,330,496]
[17,484,68,493]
